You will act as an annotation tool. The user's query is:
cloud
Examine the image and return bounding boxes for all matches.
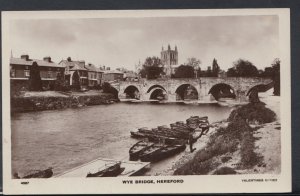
[9,15,279,70]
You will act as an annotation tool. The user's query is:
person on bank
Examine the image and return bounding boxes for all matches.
[189,131,197,153]
[189,120,211,153]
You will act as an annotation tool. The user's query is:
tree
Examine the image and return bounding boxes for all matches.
[102,82,118,99]
[212,58,220,77]
[186,57,201,68]
[227,59,258,77]
[227,67,237,77]
[72,71,81,90]
[139,56,164,79]
[272,58,280,96]
[29,61,43,91]
[186,57,201,78]
[174,65,195,78]
[54,72,69,91]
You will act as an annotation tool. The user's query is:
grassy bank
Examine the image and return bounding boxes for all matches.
[174,102,277,175]
[11,91,117,113]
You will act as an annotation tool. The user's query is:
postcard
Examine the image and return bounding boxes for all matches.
[2,8,291,194]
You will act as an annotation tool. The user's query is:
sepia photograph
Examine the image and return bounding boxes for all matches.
[2,9,291,194]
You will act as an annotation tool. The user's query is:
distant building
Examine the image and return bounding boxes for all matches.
[10,55,65,90]
[135,60,142,73]
[123,71,138,81]
[103,70,124,83]
[84,63,104,87]
[161,44,178,76]
[59,57,88,87]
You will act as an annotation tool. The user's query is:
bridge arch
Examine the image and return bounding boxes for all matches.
[175,84,199,100]
[147,84,167,93]
[124,85,140,99]
[208,83,236,100]
[246,83,273,96]
[150,88,167,100]
[147,85,168,100]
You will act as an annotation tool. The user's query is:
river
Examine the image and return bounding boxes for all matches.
[11,102,232,177]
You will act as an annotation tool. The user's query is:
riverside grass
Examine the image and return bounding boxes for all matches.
[174,102,276,175]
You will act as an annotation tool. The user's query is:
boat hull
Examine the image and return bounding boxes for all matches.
[129,141,154,161]
[140,144,186,162]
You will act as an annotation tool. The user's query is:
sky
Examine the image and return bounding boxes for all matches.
[9,15,279,71]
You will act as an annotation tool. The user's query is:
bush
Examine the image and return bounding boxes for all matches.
[174,158,219,175]
[228,103,276,124]
[213,167,237,175]
[240,131,263,168]
[29,62,43,91]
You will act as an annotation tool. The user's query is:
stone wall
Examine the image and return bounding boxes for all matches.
[11,93,116,113]
[118,77,272,102]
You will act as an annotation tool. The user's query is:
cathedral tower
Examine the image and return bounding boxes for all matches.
[160,44,178,76]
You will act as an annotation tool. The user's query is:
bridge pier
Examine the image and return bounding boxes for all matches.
[235,90,248,103]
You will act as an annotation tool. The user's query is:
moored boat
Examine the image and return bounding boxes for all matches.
[86,161,125,177]
[129,140,154,161]
[140,143,186,162]
[130,131,148,138]
[21,167,53,179]
[139,144,165,162]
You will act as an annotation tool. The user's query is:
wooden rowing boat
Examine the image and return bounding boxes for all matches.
[129,140,154,161]
[140,144,186,162]
[86,162,125,177]
[139,144,165,162]
[19,167,53,179]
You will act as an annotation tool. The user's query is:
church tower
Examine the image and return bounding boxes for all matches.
[160,44,178,76]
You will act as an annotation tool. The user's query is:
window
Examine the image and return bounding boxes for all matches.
[48,71,51,78]
[24,70,30,77]
[10,69,15,77]
[25,66,29,70]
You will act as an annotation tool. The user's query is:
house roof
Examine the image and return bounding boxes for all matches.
[69,63,87,71]
[104,70,124,75]
[10,57,64,68]
[124,72,138,78]
[85,64,98,72]
[60,59,104,72]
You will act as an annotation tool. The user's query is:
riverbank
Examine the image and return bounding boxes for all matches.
[11,90,117,113]
[150,90,281,176]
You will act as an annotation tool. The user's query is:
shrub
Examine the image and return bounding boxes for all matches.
[240,131,263,168]
[29,62,43,91]
[213,167,237,175]
[228,103,276,124]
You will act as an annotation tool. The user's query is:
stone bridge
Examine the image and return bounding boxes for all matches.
[112,77,273,102]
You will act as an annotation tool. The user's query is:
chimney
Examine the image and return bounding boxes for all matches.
[67,57,72,62]
[106,67,110,70]
[43,56,51,62]
[78,60,85,67]
[21,54,29,61]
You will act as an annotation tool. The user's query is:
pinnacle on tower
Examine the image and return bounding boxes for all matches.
[175,45,177,52]
[168,44,171,50]
[162,46,164,51]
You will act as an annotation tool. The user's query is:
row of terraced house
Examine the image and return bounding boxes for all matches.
[10,55,128,91]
